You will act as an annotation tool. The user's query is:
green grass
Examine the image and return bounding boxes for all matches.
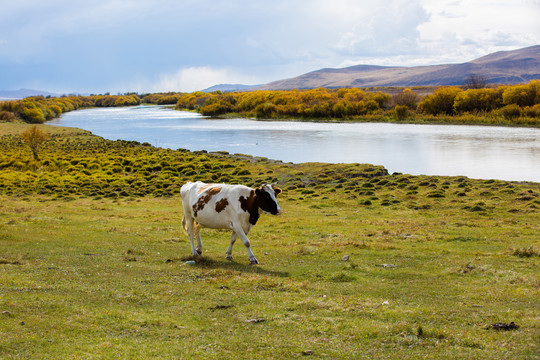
[0,124,539,359]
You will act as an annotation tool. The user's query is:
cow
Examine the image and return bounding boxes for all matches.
[180,181,282,264]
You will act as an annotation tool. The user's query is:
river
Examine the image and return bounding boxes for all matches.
[48,105,540,182]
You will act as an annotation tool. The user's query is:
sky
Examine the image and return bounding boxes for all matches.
[0,0,539,94]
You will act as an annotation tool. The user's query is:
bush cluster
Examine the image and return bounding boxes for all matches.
[0,94,141,124]
[418,81,540,119]
[175,88,392,119]
[0,129,392,199]
[173,81,540,126]
[141,93,184,105]
[2,81,539,127]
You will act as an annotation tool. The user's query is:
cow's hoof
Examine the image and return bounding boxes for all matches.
[249,259,259,265]
[196,250,202,256]
[226,255,234,261]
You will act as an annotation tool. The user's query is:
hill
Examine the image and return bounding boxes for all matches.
[0,88,59,100]
[201,83,258,92]
[255,45,540,90]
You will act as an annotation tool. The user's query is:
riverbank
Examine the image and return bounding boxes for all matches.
[170,83,540,128]
[46,105,540,182]
[1,123,539,359]
[212,110,540,128]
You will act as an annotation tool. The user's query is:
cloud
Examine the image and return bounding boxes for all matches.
[333,0,429,55]
[0,0,538,93]
[150,66,261,92]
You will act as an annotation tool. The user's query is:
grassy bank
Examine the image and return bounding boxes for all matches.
[1,124,539,359]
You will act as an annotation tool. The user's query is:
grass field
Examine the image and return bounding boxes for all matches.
[1,123,539,359]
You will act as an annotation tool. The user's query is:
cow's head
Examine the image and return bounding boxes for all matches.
[256,184,282,215]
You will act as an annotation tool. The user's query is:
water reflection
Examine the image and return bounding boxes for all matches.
[49,105,540,182]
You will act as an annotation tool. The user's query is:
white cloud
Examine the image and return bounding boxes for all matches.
[334,0,540,67]
[417,0,540,58]
[1,0,539,93]
[150,66,261,92]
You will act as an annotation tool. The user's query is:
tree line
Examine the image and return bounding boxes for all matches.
[172,81,540,126]
[1,81,539,126]
[0,94,141,124]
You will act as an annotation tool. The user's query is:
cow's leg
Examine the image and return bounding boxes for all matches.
[184,216,199,257]
[194,223,203,255]
[231,223,258,264]
[225,232,237,260]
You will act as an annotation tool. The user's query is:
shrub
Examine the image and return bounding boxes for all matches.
[453,88,502,113]
[497,104,521,120]
[418,87,462,115]
[20,126,50,161]
[393,105,409,121]
[392,88,420,109]
[512,246,540,258]
[367,92,391,109]
[255,102,277,118]
[0,110,17,122]
[522,104,540,118]
[502,81,540,107]
[22,107,46,123]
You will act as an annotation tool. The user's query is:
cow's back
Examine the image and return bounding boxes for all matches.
[181,182,253,230]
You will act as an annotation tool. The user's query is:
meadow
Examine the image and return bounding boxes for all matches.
[0,123,539,359]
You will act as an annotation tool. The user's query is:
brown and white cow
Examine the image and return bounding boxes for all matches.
[180,181,282,264]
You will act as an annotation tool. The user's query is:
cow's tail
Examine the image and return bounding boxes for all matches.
[181,215,200,235]
[182,215,187,234]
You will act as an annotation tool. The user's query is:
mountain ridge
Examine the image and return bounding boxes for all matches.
[253,45,540,90]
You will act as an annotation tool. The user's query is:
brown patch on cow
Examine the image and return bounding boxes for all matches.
[192,186,221,216]
[215,198,229,213]
[197,184,215,194]
[239,190,260,225]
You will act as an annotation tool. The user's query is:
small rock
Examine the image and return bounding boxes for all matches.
[376,264,397,268]
[245,318,266,324]
[185,260,197,266]
[382,300,390,306]
[302,350,314,356]
[219,285,230,290]
[342,255,350,261]
[1,311,12,317]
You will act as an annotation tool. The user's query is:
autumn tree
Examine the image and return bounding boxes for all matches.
[392,88,420,109]
[464,74,488,89]
[20,125,49,161]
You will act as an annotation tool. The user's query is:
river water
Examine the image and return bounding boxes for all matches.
[48,105,540,182]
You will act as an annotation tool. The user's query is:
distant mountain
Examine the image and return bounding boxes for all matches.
[0,88,60,100]
[255,45,540,90]
[201,84,257,92]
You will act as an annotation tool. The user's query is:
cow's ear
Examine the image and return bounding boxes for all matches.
[274,187,282,196]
